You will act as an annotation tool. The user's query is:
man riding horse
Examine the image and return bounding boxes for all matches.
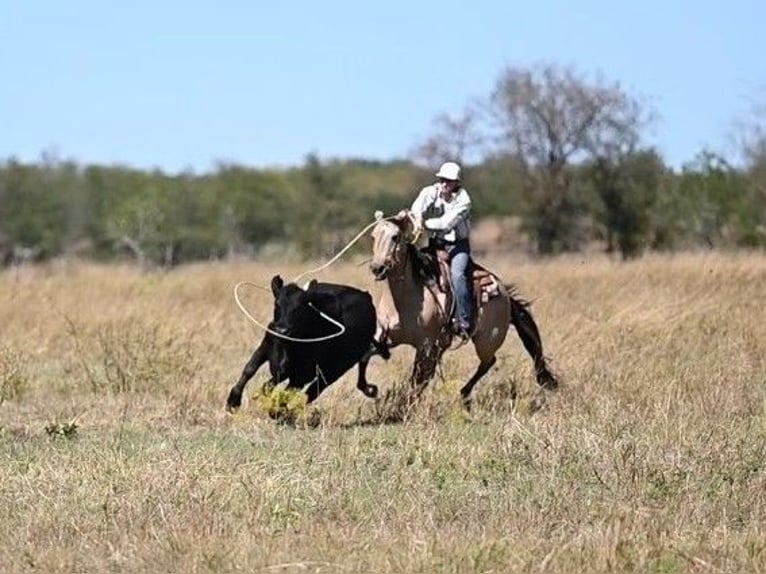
[371,163,558,405]
[399,161,473,346]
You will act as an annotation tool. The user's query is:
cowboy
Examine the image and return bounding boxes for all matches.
[402,161,473,343]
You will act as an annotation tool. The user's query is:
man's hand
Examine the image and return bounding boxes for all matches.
[396,209,421,230]
[412,213,423,234]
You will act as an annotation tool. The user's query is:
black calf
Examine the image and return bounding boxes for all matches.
[226,275,388,411]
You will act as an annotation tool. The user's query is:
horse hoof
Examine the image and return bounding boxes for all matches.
[537,370,558,390]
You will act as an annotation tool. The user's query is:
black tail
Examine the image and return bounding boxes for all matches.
[506,285,558,390]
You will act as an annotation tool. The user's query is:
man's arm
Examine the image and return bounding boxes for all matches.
[424,192,471,231]
[410,186,435,216]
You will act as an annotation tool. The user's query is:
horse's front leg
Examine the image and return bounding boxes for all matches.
[410,340,443,396]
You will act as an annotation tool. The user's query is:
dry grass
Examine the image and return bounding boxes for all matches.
[1,252,765,573]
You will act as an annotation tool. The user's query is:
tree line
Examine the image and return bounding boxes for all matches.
[2,64,765,266]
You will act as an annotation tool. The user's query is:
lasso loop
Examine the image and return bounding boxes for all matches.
[233,281,346,343]
[234,212,419,341]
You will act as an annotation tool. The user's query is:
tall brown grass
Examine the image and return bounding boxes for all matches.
[0,252,764,573]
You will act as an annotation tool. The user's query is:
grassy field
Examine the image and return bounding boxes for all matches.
[1,252,765,573]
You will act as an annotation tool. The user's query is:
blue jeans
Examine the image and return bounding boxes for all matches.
[447,239,472,330]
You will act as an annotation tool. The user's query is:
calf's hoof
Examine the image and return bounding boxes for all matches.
[226,391,242,413]
[359,383,379,399]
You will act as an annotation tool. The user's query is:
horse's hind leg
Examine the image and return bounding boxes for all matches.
[509,296,558,390]
[460,356,497,409]
[458,297,509,408]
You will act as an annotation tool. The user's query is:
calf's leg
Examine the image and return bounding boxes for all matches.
[226,336,272,412]
[355,340,390,399]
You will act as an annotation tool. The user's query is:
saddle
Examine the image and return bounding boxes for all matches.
[414,246,502,317]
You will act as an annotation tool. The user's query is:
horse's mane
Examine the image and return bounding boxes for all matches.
[405,243,440,286]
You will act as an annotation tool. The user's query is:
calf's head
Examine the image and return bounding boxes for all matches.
[270,275,320,337]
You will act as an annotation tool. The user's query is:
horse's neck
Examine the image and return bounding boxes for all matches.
[380,253,445,332]
[383,254,411,296]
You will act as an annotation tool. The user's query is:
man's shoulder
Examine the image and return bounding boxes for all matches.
[414,184,439,201]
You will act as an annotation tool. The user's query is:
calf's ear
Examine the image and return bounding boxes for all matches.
[307,279,319,294]
[271,275,284,297]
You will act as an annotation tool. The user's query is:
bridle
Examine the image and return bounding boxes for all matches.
[371,217,454,328]
[371,220,410,281]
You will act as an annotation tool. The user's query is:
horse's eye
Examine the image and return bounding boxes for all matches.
[391,233,400,242]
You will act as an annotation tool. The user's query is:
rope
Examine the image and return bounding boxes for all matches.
[291,212,419,284]
[233,211,420,342]
[404,211,423,244]
[292,217,384,284]
[233,281,347,343]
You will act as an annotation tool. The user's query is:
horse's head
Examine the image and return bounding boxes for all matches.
[369,211,412,281]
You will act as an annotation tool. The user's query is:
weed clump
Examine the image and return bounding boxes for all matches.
[0,345,29,405]
[256,387,310,425]
[45,420,78,439]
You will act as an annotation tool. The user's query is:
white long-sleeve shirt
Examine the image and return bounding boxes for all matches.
[410,183,472,243]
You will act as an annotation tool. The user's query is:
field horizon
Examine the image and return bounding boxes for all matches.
[1,251,765,573]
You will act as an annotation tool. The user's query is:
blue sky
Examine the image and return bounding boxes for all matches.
[1,0,764,173]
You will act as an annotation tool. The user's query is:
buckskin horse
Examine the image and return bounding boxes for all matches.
[369,212,558,407]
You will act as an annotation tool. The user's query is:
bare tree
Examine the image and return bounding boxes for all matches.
[487,64,653,254]
[735,95,766,169]
[412,103,486,167]
[732,93,766,245]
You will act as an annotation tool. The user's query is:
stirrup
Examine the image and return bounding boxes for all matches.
[450,326,471,349]
[450,335,470,350]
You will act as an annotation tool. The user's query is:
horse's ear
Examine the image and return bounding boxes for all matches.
[374,210,383,221]
[271,275,284,297]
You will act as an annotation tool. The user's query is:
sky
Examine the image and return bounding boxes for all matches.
[1,0,764,173]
